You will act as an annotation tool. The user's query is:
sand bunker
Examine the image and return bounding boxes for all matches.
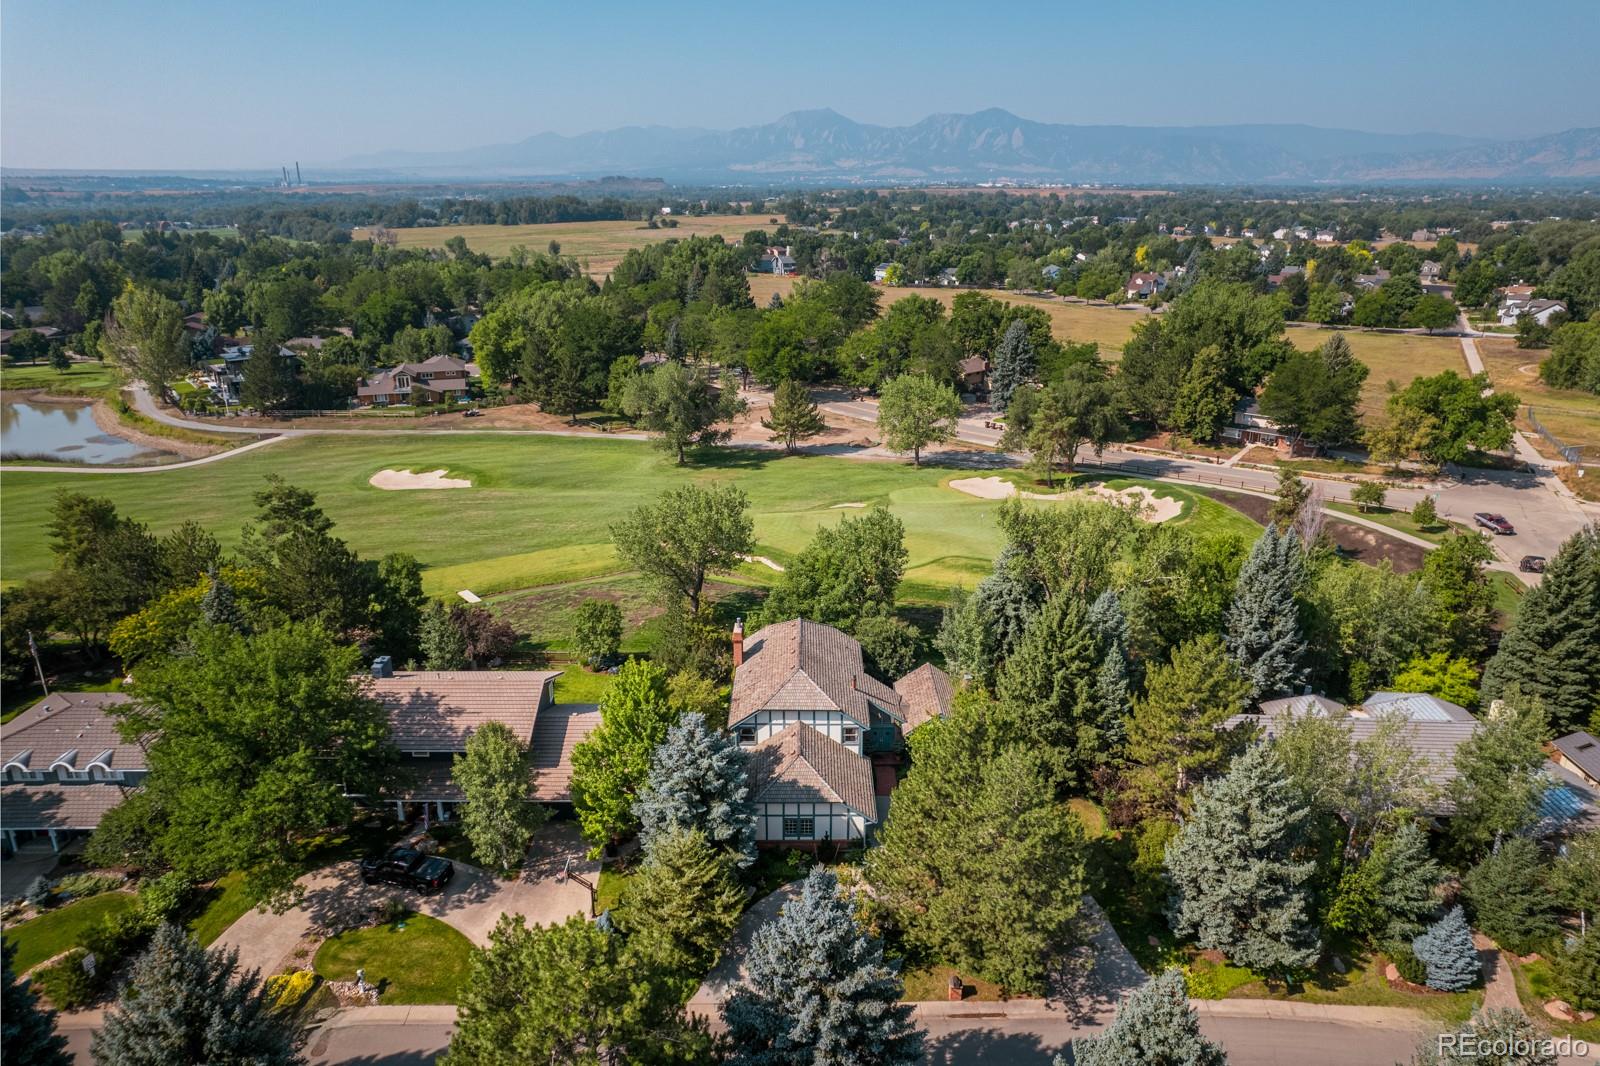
[948,476,1182,522]
[740,554,786,572]
[369,468,472,490]
[831,502,867,508]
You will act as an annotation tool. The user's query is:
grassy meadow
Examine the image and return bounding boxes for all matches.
[1477,336,1600,456]
[353,215,774,279]
[0,435,1255,614]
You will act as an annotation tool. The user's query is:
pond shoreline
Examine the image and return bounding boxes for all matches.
[2,391,221,465]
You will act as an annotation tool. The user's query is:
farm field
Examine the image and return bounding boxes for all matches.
[1476,336,1600,457]
[0,434,1254,610]
[353,215,774,278]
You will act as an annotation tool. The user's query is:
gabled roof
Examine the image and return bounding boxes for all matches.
[745,722,876,819]
[893,663,953,733]
[528,703,602,802]
[1257,694,1345,718]
[1554,732,1600,783]
[957,356,989,376]
[367,671,559,752]
[2,692,142,773]
[730,619,900,729]
[1360,692,1476,724]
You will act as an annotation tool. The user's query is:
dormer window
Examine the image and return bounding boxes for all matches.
[841,726,859,746]
[738,726,757,744]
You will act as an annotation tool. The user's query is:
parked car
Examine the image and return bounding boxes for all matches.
[1474,512,1515,535]
[1519,555,1547,573]
[359,847,454,894]
[462,407,483,417]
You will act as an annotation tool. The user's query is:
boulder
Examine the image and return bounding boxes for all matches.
[1543,999,1574,1021]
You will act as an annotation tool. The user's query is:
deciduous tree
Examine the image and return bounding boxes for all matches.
[104,285,187,391]
[617,362,745,464]
[610,485,753,614]
[3,942,71,1066]
[876,372,960,466]
[570,659,681,851]
[455,721,547,872]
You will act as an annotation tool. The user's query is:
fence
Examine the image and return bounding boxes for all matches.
[1073,455,1273,494]
[1526,406,1591,466]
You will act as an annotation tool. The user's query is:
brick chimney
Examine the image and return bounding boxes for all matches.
[731,618,745,669]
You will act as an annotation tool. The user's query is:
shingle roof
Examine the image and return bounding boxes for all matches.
[893,664,953,733]
[0,782,133,830]
[367,671,558,752]
[1554,732,1600,784]
[2,692,142,774]
[528,704,602,802]
[730,619,900,729]
[745,722,876,819]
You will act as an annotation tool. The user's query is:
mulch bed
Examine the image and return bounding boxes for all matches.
[1202,489,1427,573]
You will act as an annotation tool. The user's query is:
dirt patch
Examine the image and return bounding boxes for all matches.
[740,554,785,572]
[1202,489,1427,572]
[91,400,219,459]
[369,468,471,490]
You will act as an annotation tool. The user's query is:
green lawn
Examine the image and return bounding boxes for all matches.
[1225,949,1483,1023]
[1,361,122,395]
[3,891,139,973]
[187,872,252,946]
[1325,502,1448,544]
[313,912,474,1004]
[1511,955,1600,1044]
[0,435,1262,598]
[553,664,617,704]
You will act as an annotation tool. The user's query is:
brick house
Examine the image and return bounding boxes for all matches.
[356,355,473,407]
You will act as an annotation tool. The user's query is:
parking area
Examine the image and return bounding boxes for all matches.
[212,821,597,977]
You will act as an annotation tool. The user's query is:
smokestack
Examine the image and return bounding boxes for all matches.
[731,618,745,669]
[295,162,302,186]
[281,166,288,186]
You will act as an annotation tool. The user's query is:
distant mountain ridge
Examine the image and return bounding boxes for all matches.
[338,109,1600,184]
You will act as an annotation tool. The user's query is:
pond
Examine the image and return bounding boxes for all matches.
[0,399,174,464]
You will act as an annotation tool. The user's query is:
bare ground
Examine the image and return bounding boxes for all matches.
[1204,489,1428,572]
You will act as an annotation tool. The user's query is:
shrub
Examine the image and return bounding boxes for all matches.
[136,872,193,921]
[32,949,97,1010]
[1412,906,1479,992]
[24,877,52,907]
[263,969,317,1012]
[1388,941,1429,985]
[54,872,125,900]
[1552,932,1600,1011]
[1412,496,1439,529]
[1352,481,1388,513]
[573,599,623,669]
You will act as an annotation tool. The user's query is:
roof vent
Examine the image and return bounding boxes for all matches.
[371,655,394,679]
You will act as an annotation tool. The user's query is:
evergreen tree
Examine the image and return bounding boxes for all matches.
[454,721,547,872]
[1405,1007,1557,1066]
[569,658,681,850]
[3,942,71,1066]
[1165,744,1322,976]
[761,378,828,453]
[1372,823,1444,944]
[971,546,1043,657]
[1552,930,1600,1011]
[1125,634,1252,817]
[989,318,1036,410]
[92,923,301,1066]
[1268,467,1312,531]
[633,712,757,866]
[1480,525,1600,733]
[1087,588,1133,730]
[614,826,744,973]
[419,599,468,669]
[723,868,924,1066]
[1064,969,1227,1066]
[1224,526,1308,698]
[199,566,243,631]
[995,591,1112,786]
[1447,699,1552,862]
[444,914,711,1066]
[866,699,1087,993]
[1411,906,1480,992]
[1463,837,1558,954]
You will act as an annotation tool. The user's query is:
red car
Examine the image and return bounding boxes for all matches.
[1474,512,1515,535]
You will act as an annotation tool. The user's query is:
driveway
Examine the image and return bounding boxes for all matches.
[212,822,597,978]
[1,840,64,900]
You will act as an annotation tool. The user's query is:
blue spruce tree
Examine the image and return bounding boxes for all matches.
[1224,526,1308,698]
[1065,969,1227,1066]
[1412,906,1480,992]
[989,319,1037,411]
[632,713,758,866]
[723,868,924,1066]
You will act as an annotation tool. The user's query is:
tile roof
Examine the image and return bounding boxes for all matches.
[2,692,143,774]
[745,722,877,819]
[731,619,900,729]
[367,671,558,752]
[528,704,602,802]
[1554,732,1600,783]
[0,782,133,830]
[893,664,953,733]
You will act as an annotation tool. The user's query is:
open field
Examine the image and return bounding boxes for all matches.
[353,215,774,278]
[1,361,122,395]
[0,435,1254,605]
[1476,336,1600,456]
[1286,327,1469,415]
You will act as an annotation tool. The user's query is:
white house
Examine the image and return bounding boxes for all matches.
[1499,298,1567,328]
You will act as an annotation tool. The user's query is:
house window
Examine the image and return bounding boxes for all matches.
[841,726,859,746]
[737,727,757,744]
[782,816,815,839]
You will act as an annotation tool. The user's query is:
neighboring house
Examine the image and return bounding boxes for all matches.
[1552,732,1600,789]
[957,356,990,394]
[727,618,951,848]
[356,355,473,407]
[1315,230,1337,242]
[1499,298,1567,328]
[206,343,297,404]
[755,246,796,275]
[0,325,63,356]
[1358,691,1477,723]
[1354,268,1392,291]
[1041,264,1062,282]
[1125,271,1165,300]
[1,693,143,853]
[1420,260,1443,282]
[1266,265,1305,290]
[366,664,567,821]
[935,267,960,287]
[873,263,893,283]
[1218,399,1318,457]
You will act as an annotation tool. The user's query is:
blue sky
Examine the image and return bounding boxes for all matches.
[3,0,1597,170]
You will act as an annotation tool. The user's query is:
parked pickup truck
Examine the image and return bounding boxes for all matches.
[358,847,454,894]
[1473,512,1515,535]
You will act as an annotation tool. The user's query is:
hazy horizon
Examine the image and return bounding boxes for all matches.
[4,0,1598,171]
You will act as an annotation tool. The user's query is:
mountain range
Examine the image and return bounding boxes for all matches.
[338,109,1600,184]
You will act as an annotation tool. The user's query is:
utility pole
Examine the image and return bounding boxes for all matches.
[26,630,49,695]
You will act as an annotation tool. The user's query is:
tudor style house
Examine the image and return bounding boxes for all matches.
[364,663,599,821]
[1,692,144,853]
[356,355,473,407]
[727,618,952,849]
